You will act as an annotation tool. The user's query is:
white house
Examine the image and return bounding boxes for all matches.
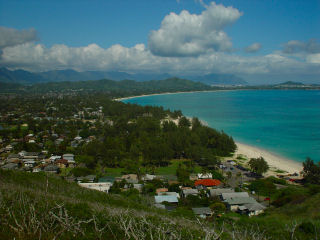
[197,173,212,179]
[79,182,113,193]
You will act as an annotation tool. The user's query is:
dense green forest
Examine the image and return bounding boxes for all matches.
[0,93,236,173]
[0,77,215,97]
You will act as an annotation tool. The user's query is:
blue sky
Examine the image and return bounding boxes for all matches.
[0,0,319,83]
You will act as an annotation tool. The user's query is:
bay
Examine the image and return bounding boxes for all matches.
[123,90,320,163]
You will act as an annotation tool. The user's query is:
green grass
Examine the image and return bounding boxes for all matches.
[104,167,125,177]
[59,167,72,177]
[155,159,201,175]
[1,169,320,239]
[155,159,182,175]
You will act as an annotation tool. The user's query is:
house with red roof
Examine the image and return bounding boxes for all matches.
[194,179,222,189]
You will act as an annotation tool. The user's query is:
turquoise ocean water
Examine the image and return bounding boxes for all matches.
[123,90,320,163]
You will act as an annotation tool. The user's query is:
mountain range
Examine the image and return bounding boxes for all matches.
[0,67,247,85]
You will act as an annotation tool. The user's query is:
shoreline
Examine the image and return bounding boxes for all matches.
[113,89,233,101]
[234,142,303,176]
[115,90,304,177]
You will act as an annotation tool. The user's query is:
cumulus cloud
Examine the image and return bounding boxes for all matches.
[0,26,37,49]
[306,53,320,64]
[283,39,320,54]
[245,43,261,53]
[1,41,319,77]
[148,2,242,57]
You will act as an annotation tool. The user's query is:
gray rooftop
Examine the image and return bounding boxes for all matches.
[192,207,212,215]
[221,192,249,200]
[44,165,59,172]
[209,188,234,197]
[182,189,199,195]
[244,202,266,211]
[2,163,18,170]
[224,197,257,205]
[155,195,179,203]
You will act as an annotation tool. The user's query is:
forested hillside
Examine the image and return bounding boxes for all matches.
[0,77,215,97]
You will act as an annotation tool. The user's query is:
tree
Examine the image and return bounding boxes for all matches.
[210,202,226,213]
[303,157,320,184]
[249,157,269,175]
[176,164,190,183]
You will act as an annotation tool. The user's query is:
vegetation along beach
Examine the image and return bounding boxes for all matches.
[1,0,320,239]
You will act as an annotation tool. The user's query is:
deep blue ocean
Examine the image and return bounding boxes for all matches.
[123,90,320,163]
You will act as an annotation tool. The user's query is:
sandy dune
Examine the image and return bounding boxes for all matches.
[235,142,303,176]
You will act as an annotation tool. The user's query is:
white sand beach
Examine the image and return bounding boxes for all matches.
[113,90,233,101]
[235,142,303,176]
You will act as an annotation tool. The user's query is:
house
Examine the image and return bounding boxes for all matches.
[194,179,222,189]
[55,159,69,168]
[121,174,138,181]
[221,192,249,200]
[43,164,59,174]
[78,182,112,193]
[192,207,212,218]
[77,175,96,183]
[157,192,180,198]
[238,202,266,216]
[63,153,74,162]
[24,160,36,168]
[74,136,82,141]
[155,195,179,204]
[49,155,61,163]
[2,163,19,170]
[7,154,20,162]
[181,189,199,198]
[5,144,13,152]
[222,192,258,211]
[133,183,144,192]
[208,188,235,198]
[142,174,156,181]
[198,173,212,179]
[23,152,40,160]
[55,138,64,145]
[18,150,27,157]
[32,165,42,173]
[156,188,168,194]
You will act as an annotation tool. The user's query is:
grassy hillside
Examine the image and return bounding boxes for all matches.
[1,170,319,239]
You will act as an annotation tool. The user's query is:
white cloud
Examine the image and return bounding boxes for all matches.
[2,41,319,78]
[148,2,242,57]
[283,39,320,54]
[245,43,261,53]
[306,53,320,64]
[0,26,37,49]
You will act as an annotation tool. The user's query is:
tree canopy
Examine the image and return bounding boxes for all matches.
[249,157,269,175]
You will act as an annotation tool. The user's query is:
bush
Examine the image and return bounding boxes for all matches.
[266,176,286,185]
[249,179,276,196]
[211,170,225,181]
[298,221,315,234]
[210,202,226,213]
[71,167,94,177]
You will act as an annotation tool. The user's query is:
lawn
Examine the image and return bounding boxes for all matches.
[105,167,125,177]
[155,159,202,175]
[103,159,202,177]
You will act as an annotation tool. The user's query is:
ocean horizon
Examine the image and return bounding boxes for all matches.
[123,89,320,163]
